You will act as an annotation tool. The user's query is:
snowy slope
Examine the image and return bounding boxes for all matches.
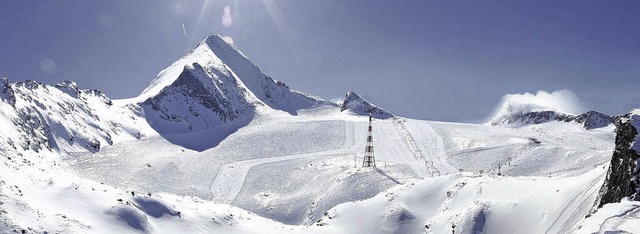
[3,106,618,233]
[60,109,617,231]
[0,78,152,154]
[319,166,607,233]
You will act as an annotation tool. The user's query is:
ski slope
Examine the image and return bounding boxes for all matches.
[1,104,622,233]
[54,104,618,232]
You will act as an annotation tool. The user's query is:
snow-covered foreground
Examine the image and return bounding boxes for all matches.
[2,103,625,233]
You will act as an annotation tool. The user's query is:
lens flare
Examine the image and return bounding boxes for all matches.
[222,5,232,27]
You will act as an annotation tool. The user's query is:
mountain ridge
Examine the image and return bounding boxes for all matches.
[491,106,618,130]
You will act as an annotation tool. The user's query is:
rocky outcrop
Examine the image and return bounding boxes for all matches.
[339,91,393,119]
[575,111,616,130]
[594,113,640,208]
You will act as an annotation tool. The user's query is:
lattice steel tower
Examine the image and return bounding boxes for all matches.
[363,112,376,167]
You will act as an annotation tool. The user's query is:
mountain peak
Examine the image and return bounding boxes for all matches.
[0,77,8,88]
[55,80,79,98]
[139,35,322,114]
[201,35,239,55]
[340,91,393,119]
[203,35,233,48]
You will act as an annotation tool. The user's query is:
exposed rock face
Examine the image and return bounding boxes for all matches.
[595,113,640,208]
[575,111,615,130]
[339,91,393,119]
[1,77,16,105]
[54,80,79,98]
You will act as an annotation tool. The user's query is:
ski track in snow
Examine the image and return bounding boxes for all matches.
[598,205,640,232]
[398,118,456,176]
[209,120,356,204]
[392,118,432,177]
[546,169,606,233]
[447,143,520,158]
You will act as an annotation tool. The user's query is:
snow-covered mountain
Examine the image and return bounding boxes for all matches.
[0,78,150,154]
[140,35,325,114]
[490,100,616,130]
[140,35,332,149]
[1,35,639,233]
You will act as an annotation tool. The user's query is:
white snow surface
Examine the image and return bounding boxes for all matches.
[2,106,624,233]
[578,198,640,233]
[0,35,636,233]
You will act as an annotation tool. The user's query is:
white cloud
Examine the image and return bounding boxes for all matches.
[40,58,57,74]
[500,90,584,115]
[488,89,585,123]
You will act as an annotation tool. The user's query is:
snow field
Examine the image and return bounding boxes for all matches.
[58,106,619,233]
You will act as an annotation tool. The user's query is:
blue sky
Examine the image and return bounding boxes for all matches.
[1,0,638,122]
